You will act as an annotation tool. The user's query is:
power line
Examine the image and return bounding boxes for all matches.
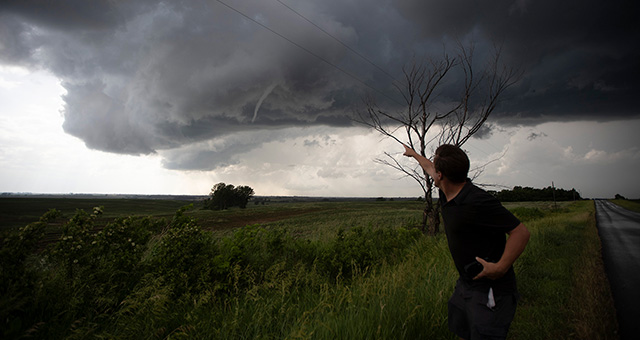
[215,0,403,106]
[274,0,399,83]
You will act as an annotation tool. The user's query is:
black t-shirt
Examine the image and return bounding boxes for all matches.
[440,180,521,294]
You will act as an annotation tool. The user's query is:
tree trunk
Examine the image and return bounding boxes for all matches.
[421,202,428,234]
[428,202,441,235]
[421,185,442,235]
[421,183,436,234]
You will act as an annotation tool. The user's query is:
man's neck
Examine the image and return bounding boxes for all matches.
[440,180,467,202]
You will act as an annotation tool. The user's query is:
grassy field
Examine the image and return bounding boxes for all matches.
[0,198,617,339]
[609,199,640,213]
[0,197,191,230]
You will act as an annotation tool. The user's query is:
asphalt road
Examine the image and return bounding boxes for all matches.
[595,199,640,339]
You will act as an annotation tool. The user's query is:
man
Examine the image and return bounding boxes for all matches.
[403,144,530,340]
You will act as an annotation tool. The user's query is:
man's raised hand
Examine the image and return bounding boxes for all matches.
[403,144,417,157]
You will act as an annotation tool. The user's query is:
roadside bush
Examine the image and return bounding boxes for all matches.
[0,209,60,338]
[50,208,101,276]
[217,225,313,275]
[146,211,216,298]
[317,226,422,281]
[91,216,157,273]
[1,208,60,287]
[33,209,165,337]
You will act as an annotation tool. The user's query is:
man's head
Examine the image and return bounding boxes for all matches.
[434,144,470,184]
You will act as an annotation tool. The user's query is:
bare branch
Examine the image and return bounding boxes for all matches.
[469,147,508,182]
[375,152,428,194]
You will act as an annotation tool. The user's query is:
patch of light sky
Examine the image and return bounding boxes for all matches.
[0,66,215,195]
[466,120,640,198]
[1,67,639,198]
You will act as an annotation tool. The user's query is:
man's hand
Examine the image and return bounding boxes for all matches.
[473,224,530,281]
[401,143,437,178]
[473,257,508,281]
[403,144,417,157]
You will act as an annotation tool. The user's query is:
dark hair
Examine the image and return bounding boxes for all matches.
[434,144,469,183]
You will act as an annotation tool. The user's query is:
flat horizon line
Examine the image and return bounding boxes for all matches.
[0,192,423,200]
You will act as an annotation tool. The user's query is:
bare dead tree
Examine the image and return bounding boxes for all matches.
[439,43,521,146]
[357,44,520,235]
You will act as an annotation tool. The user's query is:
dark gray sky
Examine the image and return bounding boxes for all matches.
[1,0,639,197]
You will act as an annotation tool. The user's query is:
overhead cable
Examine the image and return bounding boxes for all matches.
[274,0,399,83]
[215,0,403,106]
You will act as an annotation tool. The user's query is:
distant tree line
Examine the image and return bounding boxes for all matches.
[491,186,581,202]
[204,183,255,210]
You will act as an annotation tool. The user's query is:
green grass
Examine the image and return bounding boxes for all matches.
[609,199,640,213]
[510,201,617,339]
[0,199,617,339]
[189,200,426,241]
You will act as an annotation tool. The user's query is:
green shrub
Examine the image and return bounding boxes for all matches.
[0,209,60,338]
[317,226,422,282]
[145,205,217,298]
[49,208,100,276]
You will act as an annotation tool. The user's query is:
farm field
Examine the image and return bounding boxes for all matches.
[0,198,617,339]
[0,197,192,230]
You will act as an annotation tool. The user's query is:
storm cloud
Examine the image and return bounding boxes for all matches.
[1,0,638,169]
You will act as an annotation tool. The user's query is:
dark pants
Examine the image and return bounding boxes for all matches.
[448,280,518,340]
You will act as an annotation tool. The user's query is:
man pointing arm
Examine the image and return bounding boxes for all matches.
[402,143,530,340]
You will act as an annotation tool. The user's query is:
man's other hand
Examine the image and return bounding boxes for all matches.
[473,257,508,280]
